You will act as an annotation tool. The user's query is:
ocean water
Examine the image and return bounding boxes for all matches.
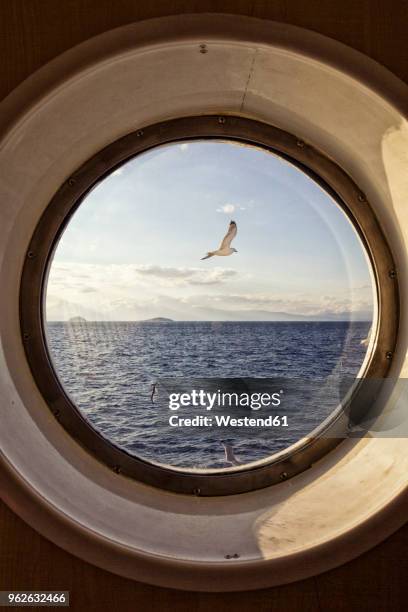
[46,321,371,468]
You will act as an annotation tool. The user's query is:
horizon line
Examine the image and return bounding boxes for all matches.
[46,319,373,323]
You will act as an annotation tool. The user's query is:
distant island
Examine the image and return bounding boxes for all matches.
[66,316,174,323]
[142,317,174,323]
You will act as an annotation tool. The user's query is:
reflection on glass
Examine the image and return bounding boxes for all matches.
[45,141,374,469]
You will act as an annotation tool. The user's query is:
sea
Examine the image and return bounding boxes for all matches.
[46,321,371,469]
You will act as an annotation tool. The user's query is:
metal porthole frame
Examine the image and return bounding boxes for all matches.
[19,115,399,496]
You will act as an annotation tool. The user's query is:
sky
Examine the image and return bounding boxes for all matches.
[46,140,374,322]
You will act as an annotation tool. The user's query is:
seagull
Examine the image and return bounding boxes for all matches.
[201,220,238,260]
[222,442,242,466]
[360,326,372,347]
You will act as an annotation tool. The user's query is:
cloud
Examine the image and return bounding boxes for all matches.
[135,265,193,279]
[189,269,236,286]
[133,264,237,286]
[216,202,248,214]
[46,263,372,322]
[216,203,247,214]
[217,203,236,214]
[354,284,372,291]
[179,143,189,151]
[187,292,373,319]
[47,262,237,293]
[46,284,372,322]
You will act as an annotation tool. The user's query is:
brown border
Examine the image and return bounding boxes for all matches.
[19,115,399,495]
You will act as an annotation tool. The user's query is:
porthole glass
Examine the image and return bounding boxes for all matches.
[44,137,374,470]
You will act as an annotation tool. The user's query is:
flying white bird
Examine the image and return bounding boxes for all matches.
[201,220,238,260]
[360,326,372,347]
[222,442,242,466]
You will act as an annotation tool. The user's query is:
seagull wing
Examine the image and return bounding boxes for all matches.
[219,220,237,250]
[222,442,241,466]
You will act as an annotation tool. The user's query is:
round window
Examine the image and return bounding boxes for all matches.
[20,116,398,495]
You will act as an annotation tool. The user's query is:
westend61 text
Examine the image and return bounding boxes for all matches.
[168,415,289,427]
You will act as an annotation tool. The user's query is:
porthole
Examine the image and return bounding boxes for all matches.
[20,116,399,495]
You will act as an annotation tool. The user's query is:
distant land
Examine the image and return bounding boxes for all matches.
[67,316,174,323]
[57,313,371,323]
[142,317,174,323]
